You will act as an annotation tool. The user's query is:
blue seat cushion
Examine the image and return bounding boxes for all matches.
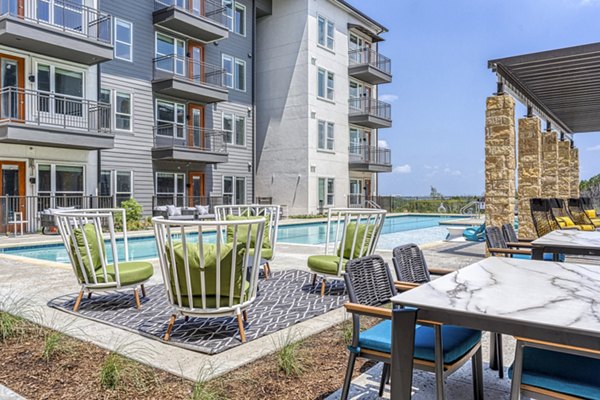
[508,347,600,399]
[355,321,481,364]
[512,253,566,262]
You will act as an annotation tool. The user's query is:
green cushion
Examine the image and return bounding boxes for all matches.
[338,222,375,260]
[307,254,347,275]
[165,241,246,305]
[177,281,251,308]
[226,214,271,250]
[248,247,273,261]
[71,223,104,283]
[94,261,154,286]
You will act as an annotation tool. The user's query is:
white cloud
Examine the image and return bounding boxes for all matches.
[587,144,600,151]
[379,94,399,103]
[444,167,462,176]
[378,139,389,148]
[393,164,412,174]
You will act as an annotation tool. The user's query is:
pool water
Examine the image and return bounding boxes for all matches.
[1,215,462,263]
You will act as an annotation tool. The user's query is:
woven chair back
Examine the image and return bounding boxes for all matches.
[567,198,593,226]
[530,198,558,237]
[215,204,280,257]
[344,255,396,307]
[501,223,519,243]
[391,243,431,284]
[582,197,594,210]
[486,226,507,250]
[55,209,129,289]
[152,217,265,315]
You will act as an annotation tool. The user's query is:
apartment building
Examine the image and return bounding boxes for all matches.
[0,0,113,231]
[98,0,271,213]
[255,0,392,215]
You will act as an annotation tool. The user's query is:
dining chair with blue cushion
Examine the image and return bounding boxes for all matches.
[341,254,483,400]
[509,338,600,399]
[487,226,563,262]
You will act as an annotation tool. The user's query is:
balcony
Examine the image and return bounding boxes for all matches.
[349,48,392,85]
[0,87,114,150]
[0,0,113,65]
[152,55,228,103]
[349,97,392,129]
[349,145,392,173]
[152,124,228,164]
[153,0,228,43]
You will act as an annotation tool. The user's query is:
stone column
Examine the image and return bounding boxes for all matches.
[485,94,516,229]
[570,147,580,198]
[517,117,542,238]
[541,131,559,198]
[557,140,571,199]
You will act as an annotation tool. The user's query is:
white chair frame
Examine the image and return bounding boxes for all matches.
[312,208,386,296]
[54,208,148,311]
[152,216,265,343]
[214,204,280,278]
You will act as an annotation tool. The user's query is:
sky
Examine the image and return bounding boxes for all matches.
[347,0,600,196]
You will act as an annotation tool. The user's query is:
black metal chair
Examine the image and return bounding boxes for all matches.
[530,198,559,237]
[342,254,484,400]
[501,223,534,247]
[485,226,532,258]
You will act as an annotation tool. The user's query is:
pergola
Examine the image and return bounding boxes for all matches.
[485,42,600,237]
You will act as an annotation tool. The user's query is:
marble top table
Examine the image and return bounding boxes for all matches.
[389,257,600,400]
[531,229,600,260]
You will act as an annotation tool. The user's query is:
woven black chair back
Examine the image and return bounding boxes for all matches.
[530,198,557,237]
[549,198,569,219]
[391,244,431,284]
[486,226,507,249]
[568,198,593,226]
[344,255,396,307]
[582,197,594,210]
[501,223,518,243]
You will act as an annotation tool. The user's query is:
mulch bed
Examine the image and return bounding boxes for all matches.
[0,313,376,400]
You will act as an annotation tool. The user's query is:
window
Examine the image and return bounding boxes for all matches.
[156,172,185,196]
[317,68,334,100]
[349,179,362,205]
[318,177,334,207]
[99,170,111,196]
[100,88,111,129]
[114,92,132,131]
[224,176,246,204]
[156,100,185,138]
[37,164,84,196]
[318,120,334,151]
[37,0,84,32]
[155,33,185,74]
[222,113,245,145]
[100,170,133,206]
[222,54,234,88]
[115,19,132,61]
[317,15,334,50]
[223,0,233,30]
[234,3,245,35]
[235,59,246,91]
[37,64,83,115]
[349,128,361,154]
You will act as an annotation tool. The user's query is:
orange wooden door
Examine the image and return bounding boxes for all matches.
[0,161,26,233]
[188,172,205,206]
[188,41,204,82]
[188,104,205,149]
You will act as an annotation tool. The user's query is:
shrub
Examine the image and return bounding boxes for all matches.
[115,198,147,231]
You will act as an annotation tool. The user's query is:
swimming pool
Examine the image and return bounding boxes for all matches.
[0,215,462,263]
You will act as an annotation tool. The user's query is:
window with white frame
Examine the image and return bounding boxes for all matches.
[222,113,245,146]
[155,33,185,74]
[100,88,111,129]
[223,0,233,30]
[235,59,246,91]
[318,177,334,206]
[234,2,245,35]
[222,54,234,88]
[317,15,334,50]
[156,172,185,196]
[114,19,133,61]
[318,120,334,151]
[317,67,334,100]
[222,54,245,91]
[223,176,246,204]
[37,64,84,115]
[37,164,84,197]
[115,91,132,131]
[156,100,185,138]
[100,170,133,205]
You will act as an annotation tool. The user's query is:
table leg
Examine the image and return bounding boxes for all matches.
[531,247,544,260]
[391,308,417,400]
[489,332,498,370]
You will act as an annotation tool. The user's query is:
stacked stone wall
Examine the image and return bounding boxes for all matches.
[541,132,559,198]
[557,140,572,199]
[517,117,542,238]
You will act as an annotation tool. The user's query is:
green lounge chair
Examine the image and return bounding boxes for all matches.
[214,205,280,279]
[55,209,153,312]
[152,217,266,343]
[306,208,386,296]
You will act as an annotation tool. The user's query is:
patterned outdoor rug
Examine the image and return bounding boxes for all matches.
[48,270,346,355]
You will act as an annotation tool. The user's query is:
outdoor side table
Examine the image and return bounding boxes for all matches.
[389,257,600,400]
[531,230,600,260]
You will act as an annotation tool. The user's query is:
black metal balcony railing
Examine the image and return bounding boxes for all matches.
[0,0,112,43]
[349,97,392,120]
[349,145,392,166]
[349,48,391,75]
[154,124,228,153]
[152,195,224,209]
[154,0,227,27]
[153,55,226,88]
[0,87,112,133]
